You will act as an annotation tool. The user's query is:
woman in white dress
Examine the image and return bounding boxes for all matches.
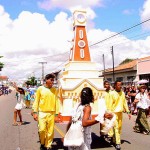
[12,85,25,126]
[66,87,107,150]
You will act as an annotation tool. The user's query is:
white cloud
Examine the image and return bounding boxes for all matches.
[38,0,100,28]
[0,5,12,29]
[38,0,103,11]
[140,0,150,30]
[0,2,150,82]
[87,29,150,69]
[0,7,73,80]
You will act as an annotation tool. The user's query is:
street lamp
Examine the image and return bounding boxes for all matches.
[39,62,47,83]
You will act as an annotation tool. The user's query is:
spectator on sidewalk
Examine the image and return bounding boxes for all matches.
[128,85,137,115]
[148,92,150,117]
[133,84,150,135]
[123,86,130,110]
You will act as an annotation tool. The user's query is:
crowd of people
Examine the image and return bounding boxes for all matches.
[0,84,12,96]
[123,84,150,117]
[10,74,150,150]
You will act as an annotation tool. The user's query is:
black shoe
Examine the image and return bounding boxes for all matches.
[143,129,150,135]
[133,126,140,132]
[40,145,46,150]
[115,144,121,150]
[109,137,114,145]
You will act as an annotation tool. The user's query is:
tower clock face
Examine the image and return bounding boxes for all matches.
[76,13,86,23]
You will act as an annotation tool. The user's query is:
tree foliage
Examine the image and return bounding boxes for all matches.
[0,62,4,67]
[25,76,37,86]
[0,56,4,71]
[119,58,134,65]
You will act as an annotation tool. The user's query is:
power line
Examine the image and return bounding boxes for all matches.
[89,18,150,47]
[4,29,150,68]
[3,29,150,67]
[4,51,69,64]
[2,18,150,73]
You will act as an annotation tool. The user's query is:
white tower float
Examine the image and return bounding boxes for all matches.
[58,10,105,121]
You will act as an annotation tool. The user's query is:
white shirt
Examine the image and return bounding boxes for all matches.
[135,92,149,109]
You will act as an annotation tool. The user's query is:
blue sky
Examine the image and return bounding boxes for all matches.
[0,0,144,32]
[94,1,143,31]
[0,0,150,81]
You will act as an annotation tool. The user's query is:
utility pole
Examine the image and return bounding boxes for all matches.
[102,54,106,80]
[39,62,47,83]
[111,46,115,82]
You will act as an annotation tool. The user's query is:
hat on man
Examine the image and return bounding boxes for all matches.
[137,84,146,89]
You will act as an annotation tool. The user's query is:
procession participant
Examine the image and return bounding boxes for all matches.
[66,87,112,150]
[100,81,113,140]
[30,87,36,105]
[25,85,31,108]
[12,83,25,126]
[32,73,60,150]
[103,81,113,111]
[133,84,150,135]
[110,80,131,150]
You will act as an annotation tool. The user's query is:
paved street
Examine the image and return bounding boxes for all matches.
[0,91,150,150]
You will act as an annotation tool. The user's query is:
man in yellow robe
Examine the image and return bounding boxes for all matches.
[110,80,131,150]
[33,73,60,150]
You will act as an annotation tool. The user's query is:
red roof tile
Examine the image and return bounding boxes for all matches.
[0,76,8,80]
[105,56,150,72]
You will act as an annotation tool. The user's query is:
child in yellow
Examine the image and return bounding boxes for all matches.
[33,73,60,150]
[105,81,114,136]
[104,81,113,111]
[110,81,131,150]
[101,81,114,138]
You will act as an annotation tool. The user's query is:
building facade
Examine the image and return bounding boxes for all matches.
[0,76,8,85]
[103,56,150,86]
